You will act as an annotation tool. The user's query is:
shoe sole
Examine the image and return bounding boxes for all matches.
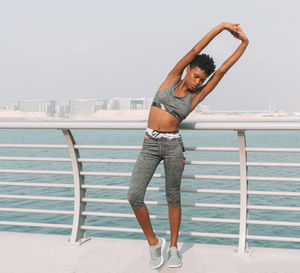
[168,263,182,268]
[151,238,166,269]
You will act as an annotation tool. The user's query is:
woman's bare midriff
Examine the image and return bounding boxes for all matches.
[147,106,180,132]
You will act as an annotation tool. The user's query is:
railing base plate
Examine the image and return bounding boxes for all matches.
[234,247,253,256]
[67,237,91,246]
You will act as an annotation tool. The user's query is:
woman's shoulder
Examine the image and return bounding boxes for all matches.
[157,80,181,93]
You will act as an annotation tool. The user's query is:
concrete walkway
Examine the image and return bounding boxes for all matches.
[1,231,300,273]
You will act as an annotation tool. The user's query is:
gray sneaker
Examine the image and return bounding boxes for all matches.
[167,247,182,268]
[149,237,166,269]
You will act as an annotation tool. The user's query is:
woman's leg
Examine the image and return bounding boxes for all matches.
[133,205,158,245]
[163,140,185,247]
[168,205,182,247]
[128,138,161,245]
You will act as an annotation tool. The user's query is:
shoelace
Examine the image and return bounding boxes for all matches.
[150,245,161,259]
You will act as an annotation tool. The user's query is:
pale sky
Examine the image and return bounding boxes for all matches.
[0,0,299,111]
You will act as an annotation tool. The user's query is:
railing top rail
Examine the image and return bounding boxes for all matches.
[1,121,300,130]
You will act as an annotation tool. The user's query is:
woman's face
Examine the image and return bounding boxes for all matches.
[185,66,208,90]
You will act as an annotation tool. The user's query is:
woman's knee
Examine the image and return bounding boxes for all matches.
[127,188,145,210]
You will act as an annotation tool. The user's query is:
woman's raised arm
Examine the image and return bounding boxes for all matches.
[190,25,249,110]
[159,22,240,90]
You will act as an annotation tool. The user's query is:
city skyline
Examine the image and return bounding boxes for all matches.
[2,97,292,117]
[1,94,294,113]
[5,97,155,117]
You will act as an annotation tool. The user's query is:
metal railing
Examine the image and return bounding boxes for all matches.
[1,121,300,254]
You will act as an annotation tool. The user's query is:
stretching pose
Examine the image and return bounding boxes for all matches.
[128,22,248,269]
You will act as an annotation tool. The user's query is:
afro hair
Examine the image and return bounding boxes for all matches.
[189,54,216,76]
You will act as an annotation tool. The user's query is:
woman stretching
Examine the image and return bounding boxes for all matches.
[128,22,249,269]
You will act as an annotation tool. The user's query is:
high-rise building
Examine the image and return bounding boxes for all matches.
[68,99,107,115]
[9,100,56,116]
[130,98,153,110]
[107,98,130,110]
[108,97,153,110]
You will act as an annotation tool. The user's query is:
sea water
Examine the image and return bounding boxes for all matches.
[1,123,300,249]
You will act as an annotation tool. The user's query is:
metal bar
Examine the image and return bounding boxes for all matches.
[180,174,241,180]
[248,191,300,197]
[0,194,74,201]
[78,158,136,163]
[188,160,239,166]
[185,147,238,152]
[0,169,73,175]
[74,145,141,150]
[81,225,144,233]
[78,158,240,166]
[82,212,137,218]
[0,121,148,129]
[2,121,300,130]
[246,235,300,242]
[186,189,240,194]
[62,129,87,244]
[247,176,300,182]
[0,143,296,152]
[247,162,300,167]
[81,184,240,194]
[187,122,300,131]
[0,156,71,162]
[82,212,240,223]
[0,144,68,149]
[2,144,297,153]
[80,171,132,177]
[0,221,72,229]
[0,182,74,188]
[82,185,130,190]
[81,198,240,208]
[0,156,283,168]
[0,208,73,215]
[80,171,240,180]
[74,145,238,152]
[246,147,300,153]
[248,205,300,211]
[81,225,239,238]
[247,220,300,227]
[157,201,240,209]
[237,130,249,254]
[176,231,239,239]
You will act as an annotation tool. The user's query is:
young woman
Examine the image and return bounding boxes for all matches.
[128,22,249,269]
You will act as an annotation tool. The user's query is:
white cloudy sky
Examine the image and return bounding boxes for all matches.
[0,0,299,111]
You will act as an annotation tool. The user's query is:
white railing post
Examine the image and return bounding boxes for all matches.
[62,129,90,245]
[237,130,249,254]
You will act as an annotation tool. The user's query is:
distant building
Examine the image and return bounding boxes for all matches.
[130,98,153,110]
[9,100,56,116]
[56,101,70,117]
[107,98,130,110]
[68,99,107,115]
[108,97,153,110]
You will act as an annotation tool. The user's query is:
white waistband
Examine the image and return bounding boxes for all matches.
[145,128,180,140]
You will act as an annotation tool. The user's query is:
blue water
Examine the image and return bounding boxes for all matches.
[1,124,300,249]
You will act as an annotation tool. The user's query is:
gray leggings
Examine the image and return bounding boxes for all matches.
[128,134,185,210]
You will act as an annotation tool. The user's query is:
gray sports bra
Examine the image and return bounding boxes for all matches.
[152,81,192,122]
